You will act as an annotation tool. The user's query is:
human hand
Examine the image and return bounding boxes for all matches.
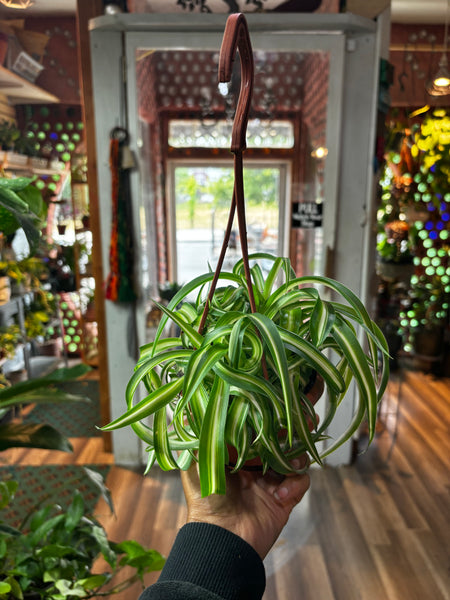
[181,375,324,559]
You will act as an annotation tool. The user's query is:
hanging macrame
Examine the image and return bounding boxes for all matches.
[104,127,137,302]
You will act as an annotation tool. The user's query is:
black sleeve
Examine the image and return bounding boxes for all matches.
[139,522,266,600]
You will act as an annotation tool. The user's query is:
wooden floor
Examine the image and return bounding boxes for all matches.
[2,369,449,600]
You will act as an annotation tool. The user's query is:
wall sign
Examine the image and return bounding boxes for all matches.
[291,201,323,228]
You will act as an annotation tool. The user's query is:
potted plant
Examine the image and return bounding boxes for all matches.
[376,219,415,283]
[102,253,389,496]
[0,324,21,362]
[0,175,47,257]
[399,274,448,370]
[0,120,20,153]
[0,473,165,599]
[102,13,389,497]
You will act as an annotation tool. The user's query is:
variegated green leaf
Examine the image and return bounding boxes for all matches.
[101,377,184,431]
[198,376,230,496]
[153,407,179,470]
[331,317,378,440]
[309,297,336,346]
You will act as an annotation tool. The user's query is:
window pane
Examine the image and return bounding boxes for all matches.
[169,119,294,149]
[174,166,281,284]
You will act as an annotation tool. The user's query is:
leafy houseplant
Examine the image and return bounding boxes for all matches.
[103,255,389,497]
[0,176,47,256]
[399,275,448,356]
[102,13,389,497]
[0,477,165,599]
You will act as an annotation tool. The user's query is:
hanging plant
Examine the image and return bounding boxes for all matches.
[102,14,389,497]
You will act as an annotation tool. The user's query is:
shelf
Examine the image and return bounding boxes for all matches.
[0,152,66,176]
[0,65,59,105]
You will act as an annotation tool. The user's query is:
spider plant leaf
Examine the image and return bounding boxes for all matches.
[126,348,190,400]
[287,384,323,465]
[137,337,182,366]
[228,318,262,373]
[225,396,250,471]
[190,385,209,427]
[370,320,390,400]
[331,317,378,440]
[319,390,366,460]
[198,376,230,496]
[153,271,242,347]
[309,298,336,346]
[279,329,345,393]
[143,449,156,475]
[215,362,285,424]
[245,313,294,444]
[263,256,284,298]
[250,262,265,294]
[154,407,179,470]
[102,377,184,431]
[153,302,203,349]
[179,344,228,410]
[178,449,195,470]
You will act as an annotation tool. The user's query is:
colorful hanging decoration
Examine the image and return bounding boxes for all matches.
[104,127,137,302]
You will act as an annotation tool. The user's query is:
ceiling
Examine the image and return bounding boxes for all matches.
[0,0,448,23]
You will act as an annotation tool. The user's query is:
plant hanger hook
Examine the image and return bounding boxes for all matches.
[198,13,260,338]
[219,13,254,154]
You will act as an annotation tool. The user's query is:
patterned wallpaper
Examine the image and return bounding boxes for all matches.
[128,0,339,14]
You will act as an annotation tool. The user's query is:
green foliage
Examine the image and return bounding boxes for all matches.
[0,177,47,255]
[0,365,92,453]
[399,274,449,338]
[103,253,389,497]
[0,324,21,361]
[0,121,20,151]
[174,167,279,229]
[0,484,165,599]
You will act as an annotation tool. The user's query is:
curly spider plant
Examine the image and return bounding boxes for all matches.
[102,13,389,497]
[102,253,389,496]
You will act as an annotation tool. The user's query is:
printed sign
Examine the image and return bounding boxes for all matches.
[291,202,323,229]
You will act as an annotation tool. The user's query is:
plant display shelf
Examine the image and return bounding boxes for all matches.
[0,65,59,105]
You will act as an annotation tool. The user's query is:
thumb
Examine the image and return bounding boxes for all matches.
[273,473,310,508]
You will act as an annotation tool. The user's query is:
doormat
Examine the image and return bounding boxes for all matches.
[22,380,102,438]
[0,463,111,529]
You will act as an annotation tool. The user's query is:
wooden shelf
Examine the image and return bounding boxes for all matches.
[0,152,66,176]
[0,65,59,105]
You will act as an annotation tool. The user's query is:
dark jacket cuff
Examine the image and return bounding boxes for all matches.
[140,522,266,600]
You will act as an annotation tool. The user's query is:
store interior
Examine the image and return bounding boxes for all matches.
[0,1,448,599]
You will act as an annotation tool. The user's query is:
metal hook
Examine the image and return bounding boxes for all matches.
[219,13,254,154]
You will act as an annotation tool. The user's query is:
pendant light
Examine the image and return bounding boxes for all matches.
[427,0,450,96]
[0,0,34,8]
